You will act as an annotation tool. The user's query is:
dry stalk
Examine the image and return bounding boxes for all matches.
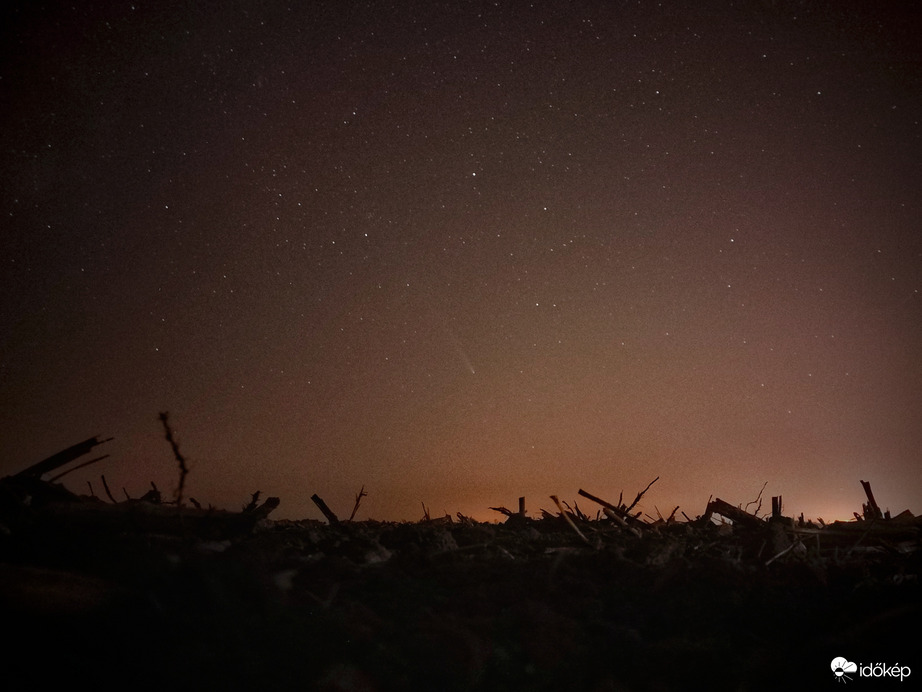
[158,412,188,506]
[550,495,590,545]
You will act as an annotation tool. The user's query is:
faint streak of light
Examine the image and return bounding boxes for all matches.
[444,327,476,375]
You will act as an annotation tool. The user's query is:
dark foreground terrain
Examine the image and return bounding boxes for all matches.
[1,483,918,691]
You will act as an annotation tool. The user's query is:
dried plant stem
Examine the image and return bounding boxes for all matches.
[550,495,590,544]
[158,412,188,506]
[349,485,367,521]
[625,476,659,514]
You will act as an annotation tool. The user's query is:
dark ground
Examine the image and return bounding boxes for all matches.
[1,505,918,691]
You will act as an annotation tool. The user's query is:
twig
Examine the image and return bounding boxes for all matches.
[243,491,261,512]
[625,476,659,513]
[349,485,367,521]
[158,412,188,507]
[578,488,644,527]
[745,481,768,515]
[48,454,111,482]
[603,508,642,537]
[100,474,117,503]
[14,436,112,480]
[550,495,590,545]
[578,488,620,513]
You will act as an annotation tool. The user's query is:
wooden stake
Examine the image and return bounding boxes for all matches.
[859,480,882,520]
[771,495,782,519]
[311,493,339,525]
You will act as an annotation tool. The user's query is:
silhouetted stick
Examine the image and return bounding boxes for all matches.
[100,475,117,503]
[15,436,112,479]
[158,412,188,506]
[578,488,619,513]
[48,454,110,482]
[518,496,526,516]
[349,485,367,521]
[254,496,280,519]
[771,496,783,519]
[625,476,659,513]
[578,488,643,525]
[602,508,643,537]
[243,491,262,512]
[860,480,882,520]
[490,506,514,517]
[311,493,339,524]
[550,495,590,544]
[745,481,768,515]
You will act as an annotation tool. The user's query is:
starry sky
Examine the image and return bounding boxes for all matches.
[2,1,920,522]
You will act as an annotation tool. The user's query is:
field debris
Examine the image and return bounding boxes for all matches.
[1,437,918,689]
[0,435,280,542]
[2,437,918,565]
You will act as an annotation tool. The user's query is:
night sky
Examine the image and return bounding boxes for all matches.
[2,1,920,522]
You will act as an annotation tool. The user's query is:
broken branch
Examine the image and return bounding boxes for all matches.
[158,412,188,507]
[625,476,659,513]
[48,454,111,483]
[100,475,117,504]
[311,493,339,525]
[14,436,113,480]
[745,481,768,516]
[550,495,590,545]
[349,485,367,521]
